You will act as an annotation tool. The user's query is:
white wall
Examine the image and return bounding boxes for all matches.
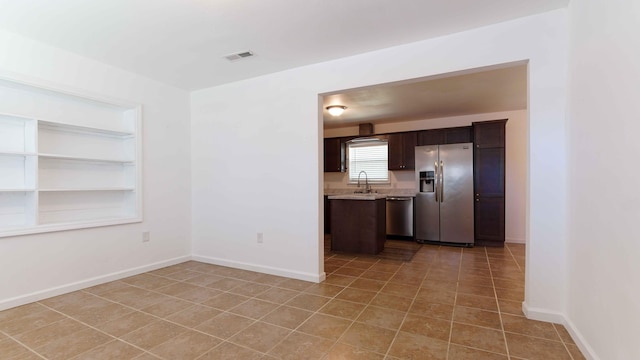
[566,0,640,359]
[324,110,528,243]
[191,8,569,318]
[0,30,192,309]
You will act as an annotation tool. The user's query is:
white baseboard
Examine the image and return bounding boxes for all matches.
[563,316,600,360]
[192,254,326,283]
[0,255,190,311]
[506,237,526,244]
[522,301,566,323]
[522,302,600,360]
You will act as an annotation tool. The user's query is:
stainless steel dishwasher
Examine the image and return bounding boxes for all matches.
[386,196,414,238]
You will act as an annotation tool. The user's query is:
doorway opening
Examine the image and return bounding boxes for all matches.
[319,61,528,299]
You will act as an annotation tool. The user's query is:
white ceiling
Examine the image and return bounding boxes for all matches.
[322,63,528,128]
[0,0,567,90]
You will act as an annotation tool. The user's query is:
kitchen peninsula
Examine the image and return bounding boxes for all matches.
[328,194,386,254]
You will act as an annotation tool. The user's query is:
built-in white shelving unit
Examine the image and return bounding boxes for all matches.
[0,79,142,237]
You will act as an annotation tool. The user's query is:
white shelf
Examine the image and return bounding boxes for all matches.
[39,188,134,192]
[37,217,140,227]
[0,151,37,156]
[38,153,134,164]
[0,217,142,238]
[39,120,133,137]
[0,114,36,154]
[0,79,142,237]
[0,112,34,120]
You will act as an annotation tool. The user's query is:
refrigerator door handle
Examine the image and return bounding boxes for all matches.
[440,160,444,202]
[434,161,439,202]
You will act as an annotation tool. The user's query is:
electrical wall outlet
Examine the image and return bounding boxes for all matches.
[142,231,150,242]
[257,232,263,244]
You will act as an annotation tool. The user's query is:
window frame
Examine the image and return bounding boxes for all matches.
[346,138,390,185]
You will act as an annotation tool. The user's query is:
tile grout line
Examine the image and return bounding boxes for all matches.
[284,260,399,360]
[449,247,515,358]
[325,244,452,357]
[498,245,574,358]
[80,270,307,359]
[215,261,395,358]
[3,243,580,360]
[325,255,402,358]
[552,323,578,360]
[381,245,437,359]
[113,269,334,359]
[35,300,169,360]
[233,273,351,357]
[486,246,513,360]
[15,259,348,359]
[0,328,48,360]
[43,277,269,360]
[445,245,463,360]
[150,259,404,358]
[150,267,318,359]
[505,243,524,274]
[301,256,365,358]
[9,257,428,359]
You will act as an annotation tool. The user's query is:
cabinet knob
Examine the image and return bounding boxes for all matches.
[476,144,480,148]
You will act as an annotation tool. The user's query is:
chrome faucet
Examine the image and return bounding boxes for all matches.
[357,170,372,193]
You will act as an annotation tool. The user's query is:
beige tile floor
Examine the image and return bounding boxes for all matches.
[0,241,585,360]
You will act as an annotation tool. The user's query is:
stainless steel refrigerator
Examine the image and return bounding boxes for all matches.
[415,143,474,246]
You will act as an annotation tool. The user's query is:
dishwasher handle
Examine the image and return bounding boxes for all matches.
[386,197,413,201]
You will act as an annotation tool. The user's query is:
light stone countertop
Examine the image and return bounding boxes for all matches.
[324,188,417,197]
[327,194,388,200]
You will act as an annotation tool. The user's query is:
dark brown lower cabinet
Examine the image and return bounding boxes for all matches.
[474,196,505,246]
[330,199,386,254]
[324,195,330,234]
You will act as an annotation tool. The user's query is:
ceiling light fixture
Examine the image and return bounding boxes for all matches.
[326,105,347,116]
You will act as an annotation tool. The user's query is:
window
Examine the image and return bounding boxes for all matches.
[347,139,389,183]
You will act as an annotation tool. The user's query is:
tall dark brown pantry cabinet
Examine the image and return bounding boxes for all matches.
[473,120,507,246]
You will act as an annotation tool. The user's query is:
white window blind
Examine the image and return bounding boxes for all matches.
[348,140,389,183]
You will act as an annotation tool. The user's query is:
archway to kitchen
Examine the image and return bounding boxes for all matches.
[318,61,528,312]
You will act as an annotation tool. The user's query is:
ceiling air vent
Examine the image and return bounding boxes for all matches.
[224,50,255,61]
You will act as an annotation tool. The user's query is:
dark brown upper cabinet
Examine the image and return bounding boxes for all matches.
[323,137,344,172]
[417,129,444,145]
[417,126,472,146]
[444,126,473,144]
[473,119,507,246]
[388,132,417,170]
[474,121,505,148]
